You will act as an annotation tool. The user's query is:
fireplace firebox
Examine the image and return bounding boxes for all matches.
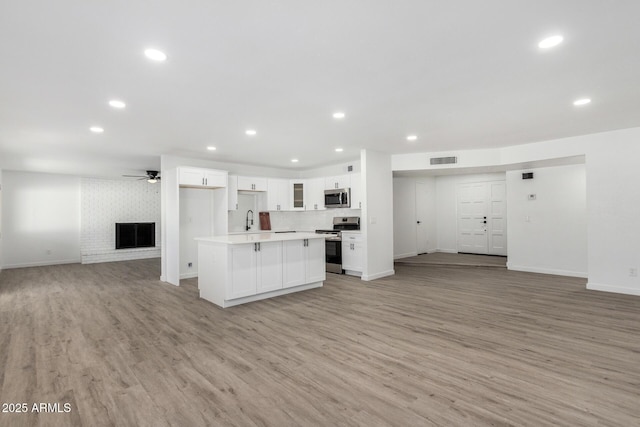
[115,222,155,249]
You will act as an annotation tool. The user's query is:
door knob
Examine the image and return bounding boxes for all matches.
[417,221,421,224]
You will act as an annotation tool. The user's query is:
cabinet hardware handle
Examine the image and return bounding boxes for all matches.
[258,243,261,251]
[254,243,257,252]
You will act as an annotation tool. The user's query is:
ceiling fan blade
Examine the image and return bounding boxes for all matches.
[122,174,146,178]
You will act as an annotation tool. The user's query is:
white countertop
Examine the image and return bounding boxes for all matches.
[196,232,326,245]
[227,229,314,235]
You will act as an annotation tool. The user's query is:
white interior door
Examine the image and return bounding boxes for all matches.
[415,182,429,254]
[457,181,507,255]
[488,182,507,256]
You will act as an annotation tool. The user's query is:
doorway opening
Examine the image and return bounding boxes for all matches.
[457,180,507,256]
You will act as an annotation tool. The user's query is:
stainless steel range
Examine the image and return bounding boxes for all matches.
[316,216,360,274]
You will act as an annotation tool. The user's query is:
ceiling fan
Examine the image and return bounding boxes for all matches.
[123,170,161,183]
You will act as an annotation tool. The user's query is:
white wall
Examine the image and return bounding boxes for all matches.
[1,171,81,268]
[586,131,640,295]
[179,188,213,278]
[506,165,587,277]
[0,169,3,271]
[435,173,505,252]
[298,160,361,178]
[228,193,259,232]
[80,178,161,264]
[361,150,394,280]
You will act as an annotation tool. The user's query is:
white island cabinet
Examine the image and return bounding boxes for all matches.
[283,238,325,288]
[196,233,326,308]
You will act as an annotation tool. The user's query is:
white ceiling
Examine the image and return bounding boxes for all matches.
[1,1,639,177]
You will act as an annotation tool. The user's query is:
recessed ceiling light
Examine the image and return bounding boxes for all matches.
[333,112,346,119]
[89,126,104,133]
[144,48,167,62]
[291,158,299,163]
[406,135,418,141]
[573,98,592,106]
[207,146,216,151]
[108,100,126,109]
[335,148,344,152]
[538,35,564,49]
[245,129,257,136]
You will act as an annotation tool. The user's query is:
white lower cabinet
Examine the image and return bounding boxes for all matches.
[283,238,326,288]
[228,241,283,299]
[229,244,257,299]
[256,241,284,293]
[341,232,364,276]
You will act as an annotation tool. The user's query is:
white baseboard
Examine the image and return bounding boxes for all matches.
[436,249,457,254]
[586,282,640,296]
[180,272,198,279]
[2,258,81,269]
[394,252,417,260]
[507,263,587,278]
[362,269,395,281]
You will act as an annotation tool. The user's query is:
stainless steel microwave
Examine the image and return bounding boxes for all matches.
[324,188,351,208]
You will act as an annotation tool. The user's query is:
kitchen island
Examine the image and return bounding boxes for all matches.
[195,232,326,308]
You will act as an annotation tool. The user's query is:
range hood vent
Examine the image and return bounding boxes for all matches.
[430,156,458,165]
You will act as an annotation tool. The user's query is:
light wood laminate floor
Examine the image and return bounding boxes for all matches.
[1,259,639,426]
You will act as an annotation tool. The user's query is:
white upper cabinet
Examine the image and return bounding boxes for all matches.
[267,178,290,211]
[325,174,351,190]
[290,180,305,211]
[237,176,267,191]
[305,177,326,211]
[179,167,227,188]
[349,173,362,209]
[228,175,238,211]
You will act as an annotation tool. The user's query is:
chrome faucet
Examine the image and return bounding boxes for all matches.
[246,209,254,231]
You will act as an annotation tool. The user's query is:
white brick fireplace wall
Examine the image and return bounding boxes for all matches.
[81,178,161,264]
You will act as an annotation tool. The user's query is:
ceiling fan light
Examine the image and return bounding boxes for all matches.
[147,178,158,184]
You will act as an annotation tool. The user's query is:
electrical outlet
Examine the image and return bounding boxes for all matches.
[46,249,52,255]
[629,268,637,277]
[188,262,193,268]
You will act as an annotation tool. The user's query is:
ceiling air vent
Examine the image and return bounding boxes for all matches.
[430,156,457,165]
